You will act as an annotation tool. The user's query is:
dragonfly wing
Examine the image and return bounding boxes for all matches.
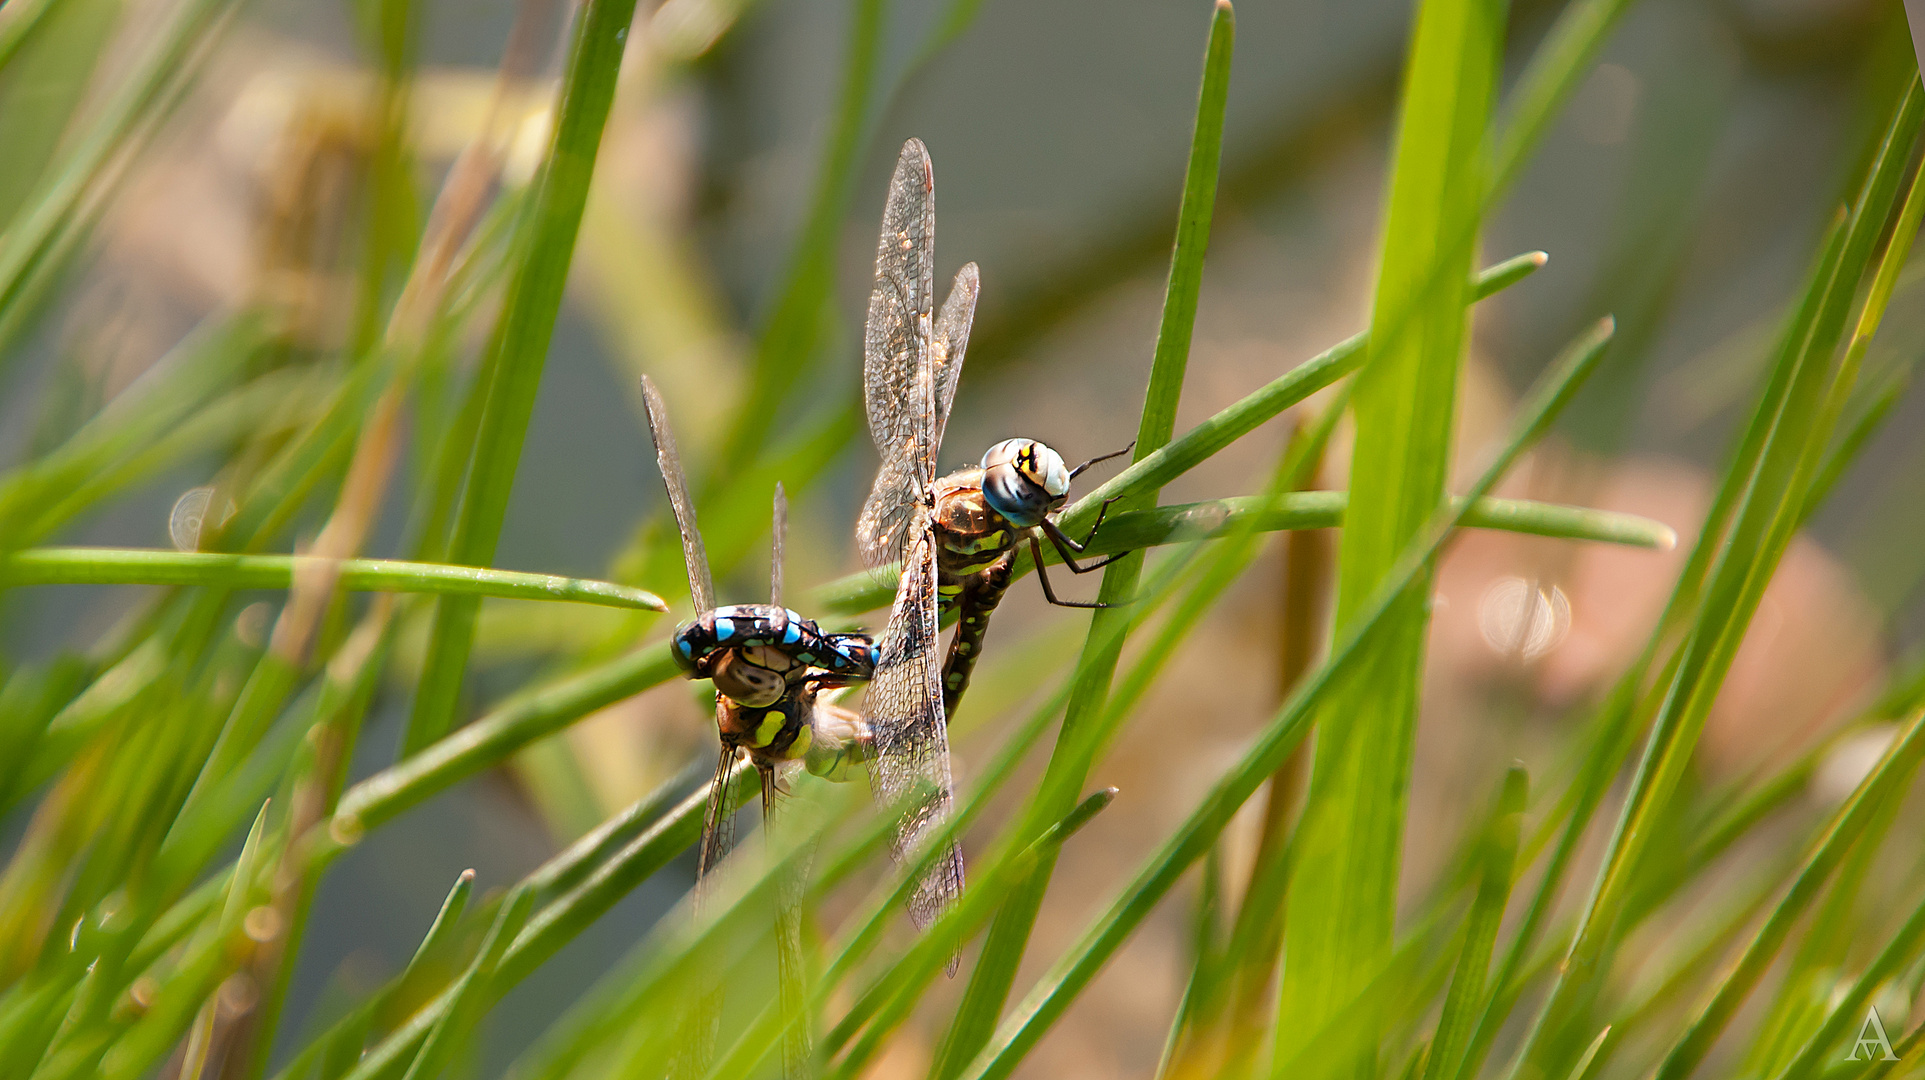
[931,262,978,454]
[696,728,738,883]
[866,523,962,930]
[858,139,937,569]
[641,375,715,614]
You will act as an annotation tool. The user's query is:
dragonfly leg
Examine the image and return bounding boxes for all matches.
[1041,510,1130,573]
[1029,535,1115,609]
[941,551,1016,715]
[1067,441,1134,480]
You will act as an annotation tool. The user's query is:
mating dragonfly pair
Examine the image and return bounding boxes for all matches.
[644,138,1129,1062]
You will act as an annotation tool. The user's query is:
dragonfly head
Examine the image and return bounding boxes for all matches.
[981,438,1070,527]
[710,646,792,709]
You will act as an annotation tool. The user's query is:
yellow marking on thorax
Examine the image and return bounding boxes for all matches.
[785,724,813,761]
[751,711,786,749]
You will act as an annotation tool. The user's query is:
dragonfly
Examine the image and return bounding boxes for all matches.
[642,375,873,1076]
[857,138,1132,929]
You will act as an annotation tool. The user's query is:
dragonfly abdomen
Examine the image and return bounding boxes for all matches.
[941,551,1017,715]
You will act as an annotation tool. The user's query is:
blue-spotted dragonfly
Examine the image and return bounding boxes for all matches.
[641,375,872,1076]
[857,139,1131,929]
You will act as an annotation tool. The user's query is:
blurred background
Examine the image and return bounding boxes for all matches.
[1,0,1920,1075]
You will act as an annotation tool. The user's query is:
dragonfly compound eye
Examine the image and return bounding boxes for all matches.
[980,438,1061,527]
[670,622,707,674]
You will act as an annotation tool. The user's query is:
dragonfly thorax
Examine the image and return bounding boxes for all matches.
[980,438,1070,528]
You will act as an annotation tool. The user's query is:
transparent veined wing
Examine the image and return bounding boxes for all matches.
[865,521,963,930]
[696,725,738,881]
[857,139,937,569]
[641,375,715,614]
[930,262,979,455]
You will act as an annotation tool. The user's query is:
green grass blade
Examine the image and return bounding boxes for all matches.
[1148,406,1349,1078]
[1649,707,1925,1080]
[404,0,640,756]
[1055,252,1545,541]
[334,644,681,836]
[1276,0,1505,1060]
[386,886,535,1080]
[0,549,667,611]
[830,789,1118,1080]
[1801,366,1908,525]
[821,543,1290,1071]
[814,489,1669,622]
[1735,765,1905,1078]
[935,9,1234,1071]
[0,0,241,356]
[1081,494,1673,554]
[952,319,1614,1080]
[1423,766,1526,1080]
[1522,78,1923,1080]
[1770,889,1925,1080]
[270,870,476,1080]
[1455,210,1851,1080]
[91,802,274,1080]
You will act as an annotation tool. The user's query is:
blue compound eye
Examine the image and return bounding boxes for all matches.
[980,439,1058,527]
[670,624,704,672]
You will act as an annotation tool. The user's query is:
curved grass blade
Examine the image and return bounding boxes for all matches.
[812,492,1674,615]
[0,549,667,611]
